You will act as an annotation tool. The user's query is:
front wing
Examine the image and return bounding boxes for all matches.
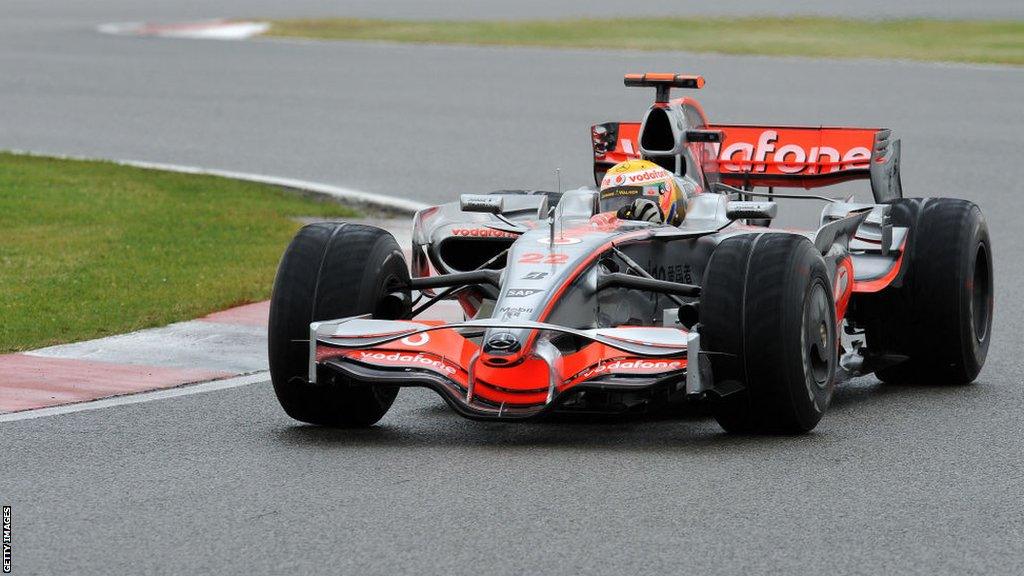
[310,318,707,420]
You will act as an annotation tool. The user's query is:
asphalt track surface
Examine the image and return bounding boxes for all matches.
[3,2,1024,575]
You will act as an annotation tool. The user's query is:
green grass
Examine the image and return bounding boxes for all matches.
[265,17,1024,65]
[0,153,357,352]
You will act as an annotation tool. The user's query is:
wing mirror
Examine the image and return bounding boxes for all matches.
[460,194,504,214]
[726,201,778,221]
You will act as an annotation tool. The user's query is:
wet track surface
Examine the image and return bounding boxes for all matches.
[6,380,1024,575]
[2,1,1024,574]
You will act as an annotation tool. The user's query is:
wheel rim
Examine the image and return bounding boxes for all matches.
[802,282,834,387]
[971,243,992,342]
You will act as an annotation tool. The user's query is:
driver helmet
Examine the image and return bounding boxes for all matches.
[599,159,685,225]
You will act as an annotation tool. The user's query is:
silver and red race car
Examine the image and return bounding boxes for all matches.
[268,73,993,433]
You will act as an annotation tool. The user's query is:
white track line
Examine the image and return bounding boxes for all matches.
[6,150,429,214]
[98,20,270,40]
[0,372,269,423]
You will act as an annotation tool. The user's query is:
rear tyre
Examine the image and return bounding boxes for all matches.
[702,234,837,434]
[863,198,992,384]
[268,222,410,427]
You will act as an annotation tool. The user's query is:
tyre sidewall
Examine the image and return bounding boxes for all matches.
[869,198,992,384]
[704,234,837,433]
[268,222,409,426]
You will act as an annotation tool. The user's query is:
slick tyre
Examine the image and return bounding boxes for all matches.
[864,198,992,385]
[702,234,837,434]
[268,222,410,427]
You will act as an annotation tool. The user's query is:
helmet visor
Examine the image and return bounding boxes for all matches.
[599,183,666,214]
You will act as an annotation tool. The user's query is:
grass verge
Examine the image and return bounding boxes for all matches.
[0,153,358,352]
[265,17,1024,66]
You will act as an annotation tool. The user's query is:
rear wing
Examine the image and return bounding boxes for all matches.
[592,122,903,202]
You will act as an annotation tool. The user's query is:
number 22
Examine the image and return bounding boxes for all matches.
[518,252,569,264]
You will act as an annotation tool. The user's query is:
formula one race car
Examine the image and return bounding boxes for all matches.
[268,73,993,433]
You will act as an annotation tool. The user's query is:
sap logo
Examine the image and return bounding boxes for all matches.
[505,288,542,298]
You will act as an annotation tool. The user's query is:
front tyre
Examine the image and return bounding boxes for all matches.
[268,222,410,427]
[701,234,838,434]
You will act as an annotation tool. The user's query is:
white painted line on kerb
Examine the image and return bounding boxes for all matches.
[6,151,430,214]
[0,372,269,423]
[98,20,271,40]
